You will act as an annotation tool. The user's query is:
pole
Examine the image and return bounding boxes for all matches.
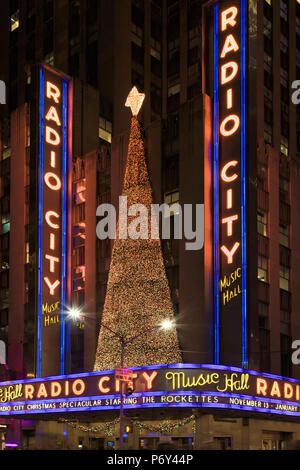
[119,338,125,450]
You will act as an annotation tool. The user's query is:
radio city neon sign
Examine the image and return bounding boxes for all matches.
[43,81,63,296]
[219,6,241,266]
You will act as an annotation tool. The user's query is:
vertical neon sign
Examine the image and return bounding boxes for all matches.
[37,65,72,377]
[213,0,247,367]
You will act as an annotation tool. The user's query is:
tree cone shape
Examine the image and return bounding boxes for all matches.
[94,117,182,370]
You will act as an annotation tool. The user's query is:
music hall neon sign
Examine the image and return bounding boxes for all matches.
[213,1,247,367]
[2,365,300,418]
[38,65,72,378]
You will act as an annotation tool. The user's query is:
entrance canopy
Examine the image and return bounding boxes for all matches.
[0,364,300,420]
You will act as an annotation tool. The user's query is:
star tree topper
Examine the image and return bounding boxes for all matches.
[125,86,145,117]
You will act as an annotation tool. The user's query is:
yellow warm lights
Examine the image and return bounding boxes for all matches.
[94,93,181,370]
[125,86,145,117]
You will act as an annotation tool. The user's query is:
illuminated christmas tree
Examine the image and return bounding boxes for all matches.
[94,87,182,370]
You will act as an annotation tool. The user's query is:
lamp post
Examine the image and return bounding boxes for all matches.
[68,309,174,450]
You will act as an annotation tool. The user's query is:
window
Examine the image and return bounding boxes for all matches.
[25,242,30,264]
[0,309,8,328]
[44,52,54,66]
[264,124,273,145]
[257,211,268,237]
[2,215,10,234]
[164,191,179,217]
[280,139,288,157]
[150,47,161,61]
[281,333,292,377]
[69,53,79,78]
[279,224,289,248]
[258,255,268,282]
[259,314,270,372]
[73,266,85,291]
[74,204,85,223]
[99,118,112,144]
[280,265,289,291]
[87,41,98,87]
[10,10,20,32]
[74,180,86,205]
[2,145,11,161]
[168,83,180,97]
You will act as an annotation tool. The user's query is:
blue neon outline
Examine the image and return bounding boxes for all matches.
[2,389,300,418]
[37,67,45,378]
[66,88,71,374]
[241,0,247,368]
[213,3,220,365]
[61,81,68,375]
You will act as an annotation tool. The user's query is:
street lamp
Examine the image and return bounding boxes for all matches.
[68,310,174,450]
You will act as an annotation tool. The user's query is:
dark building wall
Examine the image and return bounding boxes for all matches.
[8,104,27,375]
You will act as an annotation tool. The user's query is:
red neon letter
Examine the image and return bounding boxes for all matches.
[44,172,62,191]
[45,211,60,229]
[142,371,158,390]
[45,254,60,273]
[221,62,238,85]
[50,151,56,168]
[45,106,61,126]
[37,383,48,399]
[46,127,61,146]
[25,384,35,400]
[50,233,55,250]
[221,242,240,264]
[227,89,233,109]
[256,378,267,396]
[221,7,238,31]
[98,377,111,394]
[222,215,238,237]
[284,383,294,400]
[51,382,62,398]
[220,34,239,58]
[270,381,281,398]
[46,81,61,103]
[221,161,238,182]
[44,277,60,295]
[227,189,233,209]
[72,379,86,396]
[220,115,240,136]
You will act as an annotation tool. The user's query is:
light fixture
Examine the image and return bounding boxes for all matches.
[69,308,82,320]
[160,319,174,331]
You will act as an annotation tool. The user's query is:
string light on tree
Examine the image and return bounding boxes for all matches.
[94,87,182,370]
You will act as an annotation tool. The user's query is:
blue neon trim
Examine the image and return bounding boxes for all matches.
[241,0,247,367]
[37,67,45,378]
[61,81,68,375]
[2,390,300,418]
[2,391,300,409]
[213,4,220,364]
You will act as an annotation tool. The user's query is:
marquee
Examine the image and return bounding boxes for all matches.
[1,364,300,419]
